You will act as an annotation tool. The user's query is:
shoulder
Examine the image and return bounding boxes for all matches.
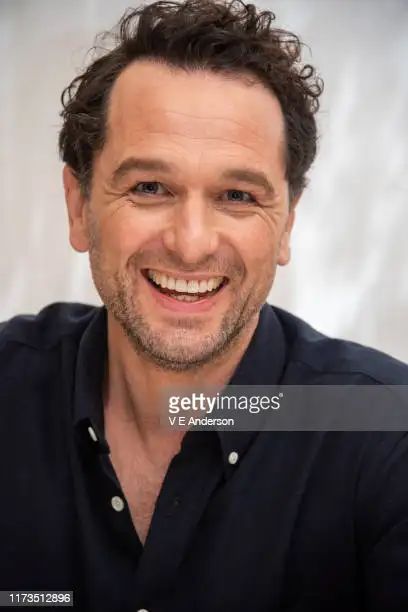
[0,302,99,353]
[0,301,100,400]
[272,304,408,384]
[0,302,101,431]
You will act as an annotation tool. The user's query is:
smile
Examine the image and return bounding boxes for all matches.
[142,269,229,305]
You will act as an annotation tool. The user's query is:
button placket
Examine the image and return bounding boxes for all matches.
[111,495,125,512]
[87,425,98,442]
[228,451,239,465]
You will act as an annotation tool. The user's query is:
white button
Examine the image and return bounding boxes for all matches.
[228,451,239,465]
[137,609,149,612]
[87,426,98,442]
[111,496,125,512]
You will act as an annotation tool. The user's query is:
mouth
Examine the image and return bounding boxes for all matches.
[142,268,229,304]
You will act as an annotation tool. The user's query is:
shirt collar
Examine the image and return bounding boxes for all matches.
[73,302,287,468]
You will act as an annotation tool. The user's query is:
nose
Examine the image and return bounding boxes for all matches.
[162,197,219,265]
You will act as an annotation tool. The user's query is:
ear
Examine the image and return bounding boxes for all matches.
[277,193,301,266]
[63,165,90,253]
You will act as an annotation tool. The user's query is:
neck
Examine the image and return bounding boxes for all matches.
[103,312,259,442]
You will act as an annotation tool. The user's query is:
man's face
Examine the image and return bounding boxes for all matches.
[65,60,297,371]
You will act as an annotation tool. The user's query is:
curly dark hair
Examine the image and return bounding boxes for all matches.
[58,0,323,203]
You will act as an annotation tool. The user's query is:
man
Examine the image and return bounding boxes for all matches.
[1,1,407,610]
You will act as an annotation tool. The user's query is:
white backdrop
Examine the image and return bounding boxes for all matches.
[1,0,407,361]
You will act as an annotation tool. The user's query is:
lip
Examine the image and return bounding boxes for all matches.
[141,270,228,314]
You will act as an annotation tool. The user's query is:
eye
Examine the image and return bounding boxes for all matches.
[129,181,167,196]
[128,183,258,205]
[222,189,257,204]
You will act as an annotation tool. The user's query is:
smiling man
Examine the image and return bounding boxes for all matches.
[1,1,408,611]
[77,60,290,373]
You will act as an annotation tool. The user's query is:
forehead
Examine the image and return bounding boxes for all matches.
[105,59,285,167]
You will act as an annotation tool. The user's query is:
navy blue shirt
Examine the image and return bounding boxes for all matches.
[1,301,408,611]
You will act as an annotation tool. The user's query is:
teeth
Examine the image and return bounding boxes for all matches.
[147,270,224,294]
[174,294,201,302]
[175,279,188,292]
[187,280,199,294]
[158,273,167,289]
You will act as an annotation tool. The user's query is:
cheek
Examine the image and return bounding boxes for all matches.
[228,214,282,273]
[97,205,155,262]
[244,245,277,283]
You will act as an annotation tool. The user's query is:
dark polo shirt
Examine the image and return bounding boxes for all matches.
[1,301,408,611]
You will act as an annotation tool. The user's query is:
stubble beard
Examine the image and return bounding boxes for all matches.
[88,235,273,373]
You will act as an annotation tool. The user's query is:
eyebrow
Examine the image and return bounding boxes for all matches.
[111,156,276,197]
